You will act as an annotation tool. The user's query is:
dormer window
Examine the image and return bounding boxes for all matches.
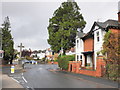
[96,31,100,42]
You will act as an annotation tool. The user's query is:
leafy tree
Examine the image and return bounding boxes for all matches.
[2,16,14,64]
[47,1,86,54]
[21,49,31,57]
[101,30,120,81]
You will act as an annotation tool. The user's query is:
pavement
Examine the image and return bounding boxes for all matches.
[2,73,23,88]
[1,64,25,89]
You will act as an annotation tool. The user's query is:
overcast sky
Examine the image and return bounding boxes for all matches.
[1,0,119,51]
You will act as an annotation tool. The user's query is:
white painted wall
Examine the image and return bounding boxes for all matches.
[75,36,84,66]
[94,26,106,69]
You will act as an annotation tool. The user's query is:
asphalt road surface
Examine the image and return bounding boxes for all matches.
[10,64,118,89]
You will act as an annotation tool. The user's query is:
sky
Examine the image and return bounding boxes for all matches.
[1,0,120,51]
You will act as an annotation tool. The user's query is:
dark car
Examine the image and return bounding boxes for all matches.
[30,60,37,64]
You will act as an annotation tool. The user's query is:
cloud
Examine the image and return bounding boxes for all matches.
[2,2,60,50]
[2,1,119,51]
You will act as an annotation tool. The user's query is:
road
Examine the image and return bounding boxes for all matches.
[10,64,118,89]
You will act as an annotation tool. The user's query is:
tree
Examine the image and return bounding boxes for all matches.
[101,30,120,81]
[21,49,31,57]
[2,16,14,64]
[47,1,86,54]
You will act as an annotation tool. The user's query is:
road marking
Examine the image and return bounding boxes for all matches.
[38,68,43,70]
[21,73,23,76]
[26,86,30,88]
[22,76,27,83]
[11,77,20,83]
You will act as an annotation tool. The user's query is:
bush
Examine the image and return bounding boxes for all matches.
[54,59,58,62]
[58,55,75,70]
[105,63,119,81]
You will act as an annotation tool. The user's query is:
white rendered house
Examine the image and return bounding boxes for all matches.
[75,19,120,69]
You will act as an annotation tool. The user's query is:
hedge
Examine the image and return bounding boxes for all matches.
[58,55,75,70]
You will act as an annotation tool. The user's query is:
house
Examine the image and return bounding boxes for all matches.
[45,48,54,60]
[66,47,75,55]
[75,3,120,70]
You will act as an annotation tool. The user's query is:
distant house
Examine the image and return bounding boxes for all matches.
[66,47,75,55]
[76,18,120,69]
[45,48,54,60]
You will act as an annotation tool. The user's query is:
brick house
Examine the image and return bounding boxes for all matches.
[69,2,120,76]
[76,19,120,70]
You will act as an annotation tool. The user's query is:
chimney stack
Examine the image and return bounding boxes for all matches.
[118,1,120,22]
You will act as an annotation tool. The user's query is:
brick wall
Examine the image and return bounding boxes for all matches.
[110,28,120,33]
[68,56,106,77]
[83,37,94,52]
[48,61,58,64]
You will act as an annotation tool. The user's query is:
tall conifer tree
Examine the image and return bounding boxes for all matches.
[48,1,86,54]
[2,16,14,64]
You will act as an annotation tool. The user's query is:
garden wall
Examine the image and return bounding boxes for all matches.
[68,56,106,77]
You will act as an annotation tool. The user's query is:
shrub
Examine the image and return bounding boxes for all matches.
[58,55,75,70]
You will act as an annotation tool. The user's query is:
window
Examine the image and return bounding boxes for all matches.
[0,53,2,58]
[77,55,79,61]
[96,31,100,42]
[80,55,82,59]
[77,40,79,48]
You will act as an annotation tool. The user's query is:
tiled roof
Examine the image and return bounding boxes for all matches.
[77,32,85,38]
[96,19,120,29]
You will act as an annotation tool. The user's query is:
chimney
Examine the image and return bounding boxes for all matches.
[118,1,120,22]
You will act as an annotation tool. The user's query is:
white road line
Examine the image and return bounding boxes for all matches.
[38,68,43,70]
[11,77,20,83]
[26,86,30,88]
[22,76,28,83]
[21,73,23,76]
[13,77,21,78]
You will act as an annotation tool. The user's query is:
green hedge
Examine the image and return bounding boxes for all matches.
[105,63,119,81]
[58,55,75,70]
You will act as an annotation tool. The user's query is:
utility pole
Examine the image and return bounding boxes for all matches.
[18,43,24,64]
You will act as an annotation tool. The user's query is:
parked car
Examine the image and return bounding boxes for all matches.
[22,60,30,64]
[30,60,37,64]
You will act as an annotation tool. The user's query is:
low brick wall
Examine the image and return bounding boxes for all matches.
[68,56,106,77]
[48,62,58,64]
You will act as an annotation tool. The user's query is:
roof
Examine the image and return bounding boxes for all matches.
[77,31,85,38]
[96,19,120,29]
[81,19,120,39]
